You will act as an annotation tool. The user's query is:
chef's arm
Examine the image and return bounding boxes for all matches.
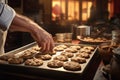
[9,13,54,52]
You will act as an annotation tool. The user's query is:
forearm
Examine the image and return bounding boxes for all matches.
[9,13,45,34]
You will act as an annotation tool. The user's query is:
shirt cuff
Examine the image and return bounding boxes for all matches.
[0,4,16,31]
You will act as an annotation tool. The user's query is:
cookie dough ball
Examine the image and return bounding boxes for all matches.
[69,45,81,50]
[8,57,24,64]
[79,48,91,54]
[76,52,90,59]
[43,51,56,55]
[32,46,41,52]
[25,58,43,66]
[0,54,15,61]
[49,51,56,55]
[65,48,78,53]
[20,49,38,59]
[61,52,74,58]
[53,55,68,61]
[63,61,81,71]
[53,44,67,51]
[53,47,64,51]
[83,46,95,51]
[35,54,52,60]
[47,60,63,68]
[71,57,86,64]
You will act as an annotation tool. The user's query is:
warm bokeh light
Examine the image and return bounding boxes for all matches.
[52,0,92,21]
[52,1,61,20]
[108,1,114,19]
[68,0,79,20]
[82,1,92,21]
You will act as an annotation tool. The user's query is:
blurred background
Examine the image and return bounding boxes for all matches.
[5,0,120,52]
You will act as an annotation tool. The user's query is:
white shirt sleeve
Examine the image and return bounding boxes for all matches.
[0,3,16,31]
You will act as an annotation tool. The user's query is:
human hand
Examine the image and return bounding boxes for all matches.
[31,26,55,53]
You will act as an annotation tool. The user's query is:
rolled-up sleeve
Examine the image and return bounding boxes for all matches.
[0,3,16,31]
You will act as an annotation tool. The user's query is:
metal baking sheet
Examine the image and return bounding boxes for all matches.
[0,42,100,80]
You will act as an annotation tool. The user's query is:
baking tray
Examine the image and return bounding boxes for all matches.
[0,42,100,80]
[78,36,111,45]
[79,39,109,45]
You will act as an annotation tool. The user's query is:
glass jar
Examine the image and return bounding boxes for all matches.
[98,43,113,65]
[76,25,90,39]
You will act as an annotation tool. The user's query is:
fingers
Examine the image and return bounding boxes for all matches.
[31,28,55,53]
[40,40,50,52]
[39,34,55,53]
[40,42,46,52]
[50,37,55,52]
[40,41,53,53]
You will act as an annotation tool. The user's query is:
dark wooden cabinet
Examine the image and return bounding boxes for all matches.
[23,0,40,13]
[5,32,22,52]
[5,32,34,52]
